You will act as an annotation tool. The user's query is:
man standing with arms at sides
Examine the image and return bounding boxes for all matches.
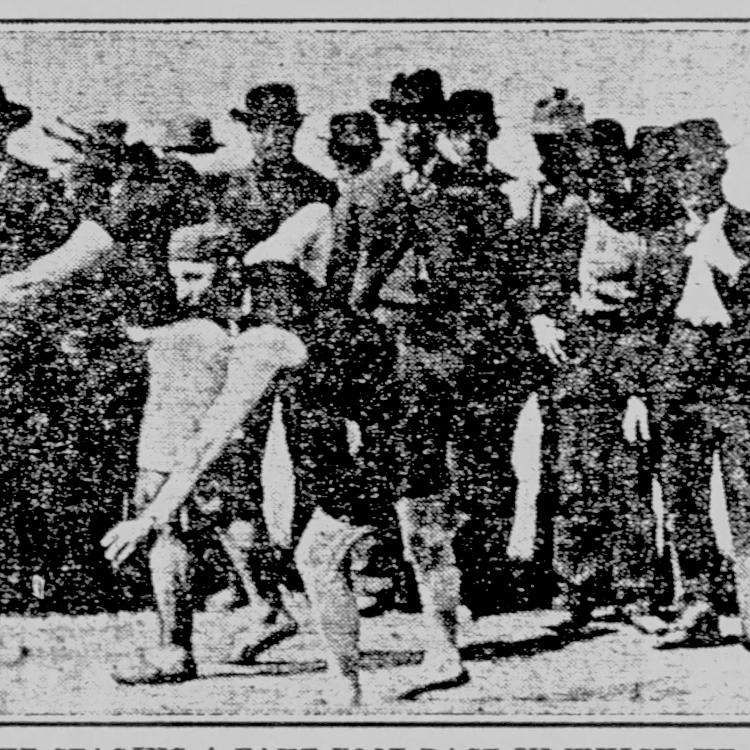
[439,88,543,617]
[348,68,515,695]
[633,120,750,649]
[525,103,663,629]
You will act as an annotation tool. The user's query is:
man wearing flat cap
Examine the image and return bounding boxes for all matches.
[521,107,673,630]
[106,221,305,684]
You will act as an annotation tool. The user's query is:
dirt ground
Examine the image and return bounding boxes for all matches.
[2,600,750,719]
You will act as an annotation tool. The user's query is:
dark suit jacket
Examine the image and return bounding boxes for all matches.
[640,203,750,404]
[213,157,338,260]
[348,158,528,365]
[0,157,75,276]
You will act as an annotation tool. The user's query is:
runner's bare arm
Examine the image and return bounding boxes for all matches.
[101,325,307,565]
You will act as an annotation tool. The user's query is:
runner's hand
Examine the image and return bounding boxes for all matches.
[101,517,154,567]
[530,314,568,365]
[622,395,651,443]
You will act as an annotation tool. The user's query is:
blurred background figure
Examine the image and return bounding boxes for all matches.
[0,86,76,627]
[628,125,684,236]
[321,110,411,618]
[441,88,542,617]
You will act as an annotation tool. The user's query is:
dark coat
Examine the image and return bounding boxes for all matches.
[81,152,212,327]
[213,158,338,259]
[349,158,526,365]
[0,157,76,277]
[640,203,750,405]
[518,196,664,403]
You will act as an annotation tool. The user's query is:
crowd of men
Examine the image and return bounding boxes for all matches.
[0,67,748,706]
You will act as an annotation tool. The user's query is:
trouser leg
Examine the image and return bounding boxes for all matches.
[659,404,721,605]
[714,404,750,639]
[453,378,529,615]
[552,403,612,600]
[608,424,657,608]
[149,528,194,652]
[397,493,461,660]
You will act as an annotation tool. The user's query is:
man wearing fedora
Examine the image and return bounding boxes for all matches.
[346,68,531,694]
[153,116,227,201]
[216,83,337,265]
[203,83,339,661]
[439,88,546,617]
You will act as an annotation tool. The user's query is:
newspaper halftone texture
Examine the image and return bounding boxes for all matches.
[0,20,749,719]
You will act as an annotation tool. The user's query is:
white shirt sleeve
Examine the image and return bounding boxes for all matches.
[23,219,114,285]
[243,202,333,285]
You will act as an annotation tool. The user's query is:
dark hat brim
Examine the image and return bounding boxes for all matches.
[162,140,225,155]
[229,107,305,127]
[371,99,442,122]
[0,102,32,131]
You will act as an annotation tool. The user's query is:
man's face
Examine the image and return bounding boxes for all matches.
[675,150,728,210]
[533,132,570,186]
[246,122,298,164]
[389,117,440,169]
[169,260,217,309]
[447,117,494,168]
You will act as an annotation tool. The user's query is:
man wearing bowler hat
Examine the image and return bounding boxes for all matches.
[216,83,337,265]
[440,89,545,617]
[209,83,338,661]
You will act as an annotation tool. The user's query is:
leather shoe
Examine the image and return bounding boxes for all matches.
[397,654,469,700]
[655,600,722,649]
